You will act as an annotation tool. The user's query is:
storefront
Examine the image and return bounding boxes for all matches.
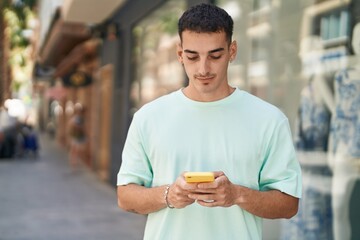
[107,0,360,239]
[130,0,186,112]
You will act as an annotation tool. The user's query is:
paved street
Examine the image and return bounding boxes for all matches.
[0,132,283,240]
[0,134,146,240]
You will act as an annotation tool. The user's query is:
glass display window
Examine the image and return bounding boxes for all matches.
[131,0,186,112]
[215,0,360,240]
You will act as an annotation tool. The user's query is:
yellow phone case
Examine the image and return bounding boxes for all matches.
[184,172,214,183]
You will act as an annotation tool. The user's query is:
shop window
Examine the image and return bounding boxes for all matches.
[213,0,360,240]
[315,7,350,48]
[131,0,186,112]
[253,0,271,11]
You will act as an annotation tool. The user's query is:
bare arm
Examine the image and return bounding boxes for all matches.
[118,172,299,219]
[235,187,298,219]
[188,172,299,219]
[117,176,196,215]
[117,184,166,215]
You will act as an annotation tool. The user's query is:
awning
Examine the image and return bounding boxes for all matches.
[62,0,127,24]
[38,16,91,68]
[54,39,100,78]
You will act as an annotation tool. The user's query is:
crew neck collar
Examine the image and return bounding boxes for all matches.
[176,87,240,107]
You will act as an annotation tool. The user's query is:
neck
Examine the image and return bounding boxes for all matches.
[182,85,235,102]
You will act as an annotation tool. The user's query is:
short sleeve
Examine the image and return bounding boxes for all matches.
[259,118,302,198]
[117,114,153,187]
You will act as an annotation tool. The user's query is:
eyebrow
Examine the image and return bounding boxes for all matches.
[184,48,225,54]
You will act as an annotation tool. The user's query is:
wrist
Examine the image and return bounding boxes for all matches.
[233,184,246,206]
[164,184,175,209]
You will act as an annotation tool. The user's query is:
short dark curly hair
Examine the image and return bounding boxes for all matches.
[178,3,234,45]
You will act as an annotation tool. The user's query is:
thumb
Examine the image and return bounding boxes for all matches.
[213,171,225,178]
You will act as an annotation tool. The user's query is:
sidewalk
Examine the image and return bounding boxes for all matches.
[0,134,146,240]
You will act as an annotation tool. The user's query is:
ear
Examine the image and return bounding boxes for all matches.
[229,40,237,62]
[176,42,183,63]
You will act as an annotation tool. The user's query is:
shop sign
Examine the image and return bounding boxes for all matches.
[62,71,92,88]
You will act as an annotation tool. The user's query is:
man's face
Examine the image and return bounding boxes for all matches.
[177,30,237,100]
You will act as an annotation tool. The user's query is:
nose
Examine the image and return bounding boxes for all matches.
[198,58,210,76]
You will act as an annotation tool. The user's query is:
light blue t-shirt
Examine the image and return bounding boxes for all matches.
[117,88,302,240]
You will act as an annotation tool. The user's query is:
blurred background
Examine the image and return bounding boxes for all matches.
[0,0,360,239]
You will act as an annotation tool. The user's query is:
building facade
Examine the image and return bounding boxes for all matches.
[34,0,360,239]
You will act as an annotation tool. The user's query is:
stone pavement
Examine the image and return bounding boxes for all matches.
[0,134,146,240]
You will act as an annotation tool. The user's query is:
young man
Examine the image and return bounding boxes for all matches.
[117,3,302,239]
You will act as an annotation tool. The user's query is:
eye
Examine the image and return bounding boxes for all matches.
[210,55,222,60]
[186,55,199,61]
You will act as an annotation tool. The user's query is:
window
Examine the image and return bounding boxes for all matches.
[131,0,186,112]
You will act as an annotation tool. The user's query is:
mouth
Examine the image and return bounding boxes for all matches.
[195,75,215,82]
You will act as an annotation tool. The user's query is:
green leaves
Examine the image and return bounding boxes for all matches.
[1,0,36,92]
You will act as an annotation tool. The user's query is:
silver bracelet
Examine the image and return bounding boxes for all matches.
[164,184,175,209]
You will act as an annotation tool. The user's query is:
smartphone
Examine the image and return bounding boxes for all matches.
[184,172,214,183]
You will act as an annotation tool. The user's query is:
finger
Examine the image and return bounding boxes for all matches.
[198,175,226,188]
[171,192,196,207]
[182,182,199,190]
[179,172,188,183]
[191,187,216,193]
[213,171,225,178]
[177,174,198,190]
[196,200,218,207]
[197,182,217,190]
[188,193,215,201]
